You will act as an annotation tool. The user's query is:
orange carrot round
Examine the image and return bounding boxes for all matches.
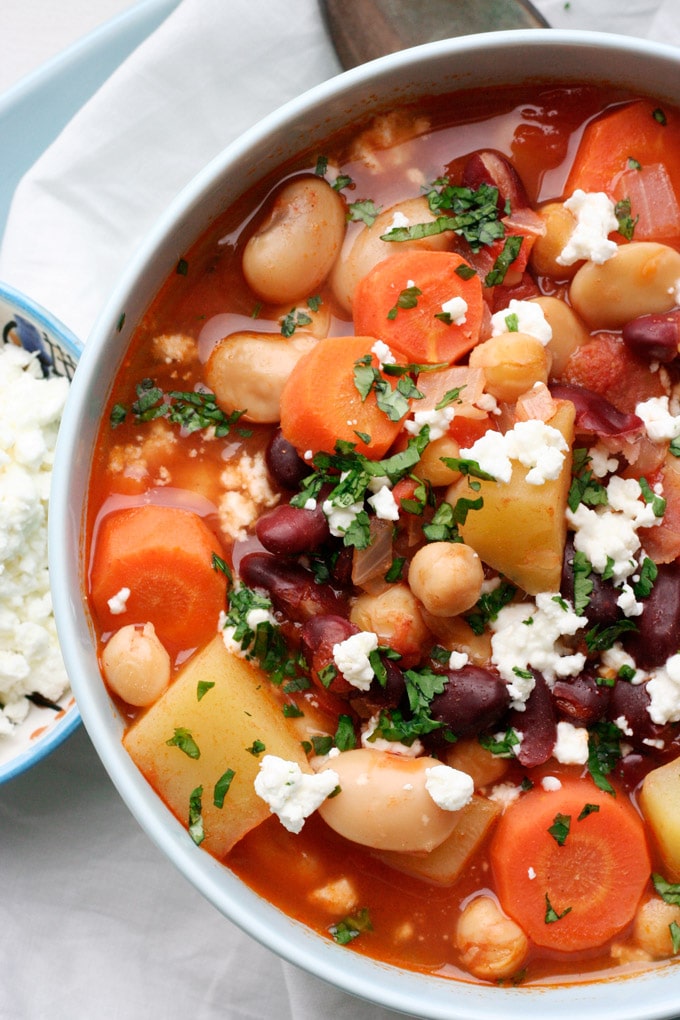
[352,250,484,364]
[490,777,651,952]
[279,335,405,460]
[90,504,227,654]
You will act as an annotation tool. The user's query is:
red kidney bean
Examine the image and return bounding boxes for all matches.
[239,551,346,621]
[606,676,667,750]
[622,311,680,364]
[301,614,359,697]
[265,429,310,490]
[550,382,643,437]
[429,665,510,739]
[552,669,610,726]
[461,150,530,212]
[623,562,680,669]
[256,502,330,556]
[561,535,621,627]
[507,672,556,767]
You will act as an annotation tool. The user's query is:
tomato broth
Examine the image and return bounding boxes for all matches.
[86,82,680,986]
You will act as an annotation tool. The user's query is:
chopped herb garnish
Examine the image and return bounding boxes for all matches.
[332,173,354,191]
[504,312,520,332]
[329,907,373,944]
[387,284,422,320]
[548,812,571,846]
[484,234,524,286]
[455,263,477,281]
[479,728,521,758]
[245,739,266,757]
[614,197,638,241]
[633,555,658,599]
[110,403,127,427]
[587,720,623,794]
[465,580,517,635]
[617,664,637,682]
[166,727,201,760]
[627,156,642,170]
[568,449,608,512]
[311,735,334,757]
[335,714,357,751]
[577,802,600,821]
[213,768,235,808]
[585,619,637,654]
[188,786,205,845]
[670,921,680,955]
[571,550,594,615]
[281,307,313,338]
[653,107,668,126]
[653,873,680,905]
[545,893,572,924]
[307,294,322,312]
[119,377,251,438]
[197,680,215,701]
[670,437,680,458]
[639,476,666,517]
[348,199,381,226]
[283,702,304,718]
[384,556,406,582]
[176,257,189,276]
[314,155,328,176]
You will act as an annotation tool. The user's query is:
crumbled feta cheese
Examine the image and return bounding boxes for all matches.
[367,484,400,521]
[489,782,522,808]
[491,593,586,707]
[601,643,645,684]
[361,714,423,757]
[566,475,661,584]
[440,295,468,325]
[371,339,396,367]
[616,582,644,618]
[541,775,563,792]
[448,650,469,670]
[588,443,619,478]
[254,755,339,834]
[0,344,70,734]
[322,471,365,537]
[308,877,359,914]
[528,866,537,880]
[107,587,131,615]
[646,653,680,724]
[150,332,196,364]
[552,721,589,765]
[556,189,619,266]
[491,299,552,345]
[460,419,568,486]
[424,764,474,811]
[614,715,634,737]
[218,451,279,541]
[389,210,410,230]
[404,404,456,441]
[635,395,680,442]
[332,630,378,691]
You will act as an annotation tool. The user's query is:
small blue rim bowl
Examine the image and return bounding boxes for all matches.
[0,280,82,783]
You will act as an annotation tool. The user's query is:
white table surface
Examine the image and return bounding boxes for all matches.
[1,2,680,1019]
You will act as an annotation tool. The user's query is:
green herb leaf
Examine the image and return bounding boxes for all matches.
[653,873,680,906]
[572,550,594,616]
[614,197,638,241]
[197,680,215,701]
[348,199,381,226]
[387,284,422,320]
[245,739,266,757]
[329,907,373,945]
[188,786,205,845]
[587,720,623,794]
[548,812,571,846]
[166,727,201,759]
[585,619,637,653]
[545,893,572,924]
[281,308,313,338]
[653,107,668,126]
[479,728,521,758]
[283,702,304,718]
[213,768,235,808]
[335,714,357,752]
[633,556,658,600]
[639,476,666,517]
[484,234,524,287]
[577,803,600,821]
[465,580,517,635]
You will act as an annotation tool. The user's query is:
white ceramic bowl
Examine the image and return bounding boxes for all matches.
[0,281,81,783]
[50,30,680,1020]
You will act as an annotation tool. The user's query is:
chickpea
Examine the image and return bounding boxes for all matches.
[317,748,462,852]
[469,332,550,403]
[205,331,316,423]
[570,241,680,329]
[242,176,346,304]
[408,541,484,618]
[444,737,510,788]
[350,584,431,665]
[330,196,452,313]
[530,201,579,279]
[101,622,171,707]
[633,896,680,958]
[455,896,529,981]
[413,433,462,487]
[529,295,591,379]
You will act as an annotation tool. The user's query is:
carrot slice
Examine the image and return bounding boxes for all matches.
[490,777,651,951]
[564,99,680,202]
[90,504,227,654]
[352,250,484,364]
[279,335,406,459]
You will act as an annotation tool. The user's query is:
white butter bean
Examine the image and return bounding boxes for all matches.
[242,177,346,304]
[317,748,462,852]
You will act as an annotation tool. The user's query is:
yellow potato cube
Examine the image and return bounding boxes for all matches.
[639,757,680,880]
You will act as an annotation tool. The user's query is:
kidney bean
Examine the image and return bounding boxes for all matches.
[607,676,667,750]
[256,502,330,556]
[623,562,680,669]
[552,669,610,726]
[622,310,680,364]
[461,150,530,212]
[429,665,510,739]
[561,534,621,627]
[239,551,345,621]
[550,382,643,437]
[265,429,310,490]
[301,614,359,697]
[507,672,556,767]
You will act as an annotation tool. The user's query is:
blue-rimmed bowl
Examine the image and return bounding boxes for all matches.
[0,281,81,783]
[50,30,680,1020]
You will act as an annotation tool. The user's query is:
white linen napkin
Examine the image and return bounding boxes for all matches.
[1,2,679,1020]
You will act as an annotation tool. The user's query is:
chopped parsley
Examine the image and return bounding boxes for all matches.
[213,768,235,808]
[627,156,642,170]
[283,702,304,718]
[639,476,666,517]
[465,580,517,636]
[587,720,623,793]
[479,728,521,758]
[110,377,251,438]
[548,812,571,846]
[245,739,266,757]
[197,680,215,701]
[353,354,424,422]
[545,893,572,924]
[614,197,638,240]
[329,907,373,945]
[381,181,505,253]
[347,199,381,226]
[166,727,201,760]
[632,555,658,600]
[280,307,313,337]
[585,619,637,654]
[335,714,357,751]
[188,786,205,846]
[577,802,600,821]
[176,257,189,276]
[568,449,608,512]
[652,873,680,905]
[653,107,668,126]
[387,284,422,320]
[222,583,303,686]
[484,234,524,286]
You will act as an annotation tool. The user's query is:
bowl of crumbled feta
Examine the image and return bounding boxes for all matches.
[0,281,81,783]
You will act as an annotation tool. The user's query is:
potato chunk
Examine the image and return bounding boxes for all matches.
[124,635,309,857]
[639,757,680,879]
[445,401,575,595]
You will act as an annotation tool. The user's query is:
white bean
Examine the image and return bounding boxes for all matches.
[455,895,529,980]
[317,748,461,852]
[101,622,171,707]
[570,241,680,329]
[408,541,484,618]
[205,330,316,423]
[330,196,453,313]
[242,177,346,304]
